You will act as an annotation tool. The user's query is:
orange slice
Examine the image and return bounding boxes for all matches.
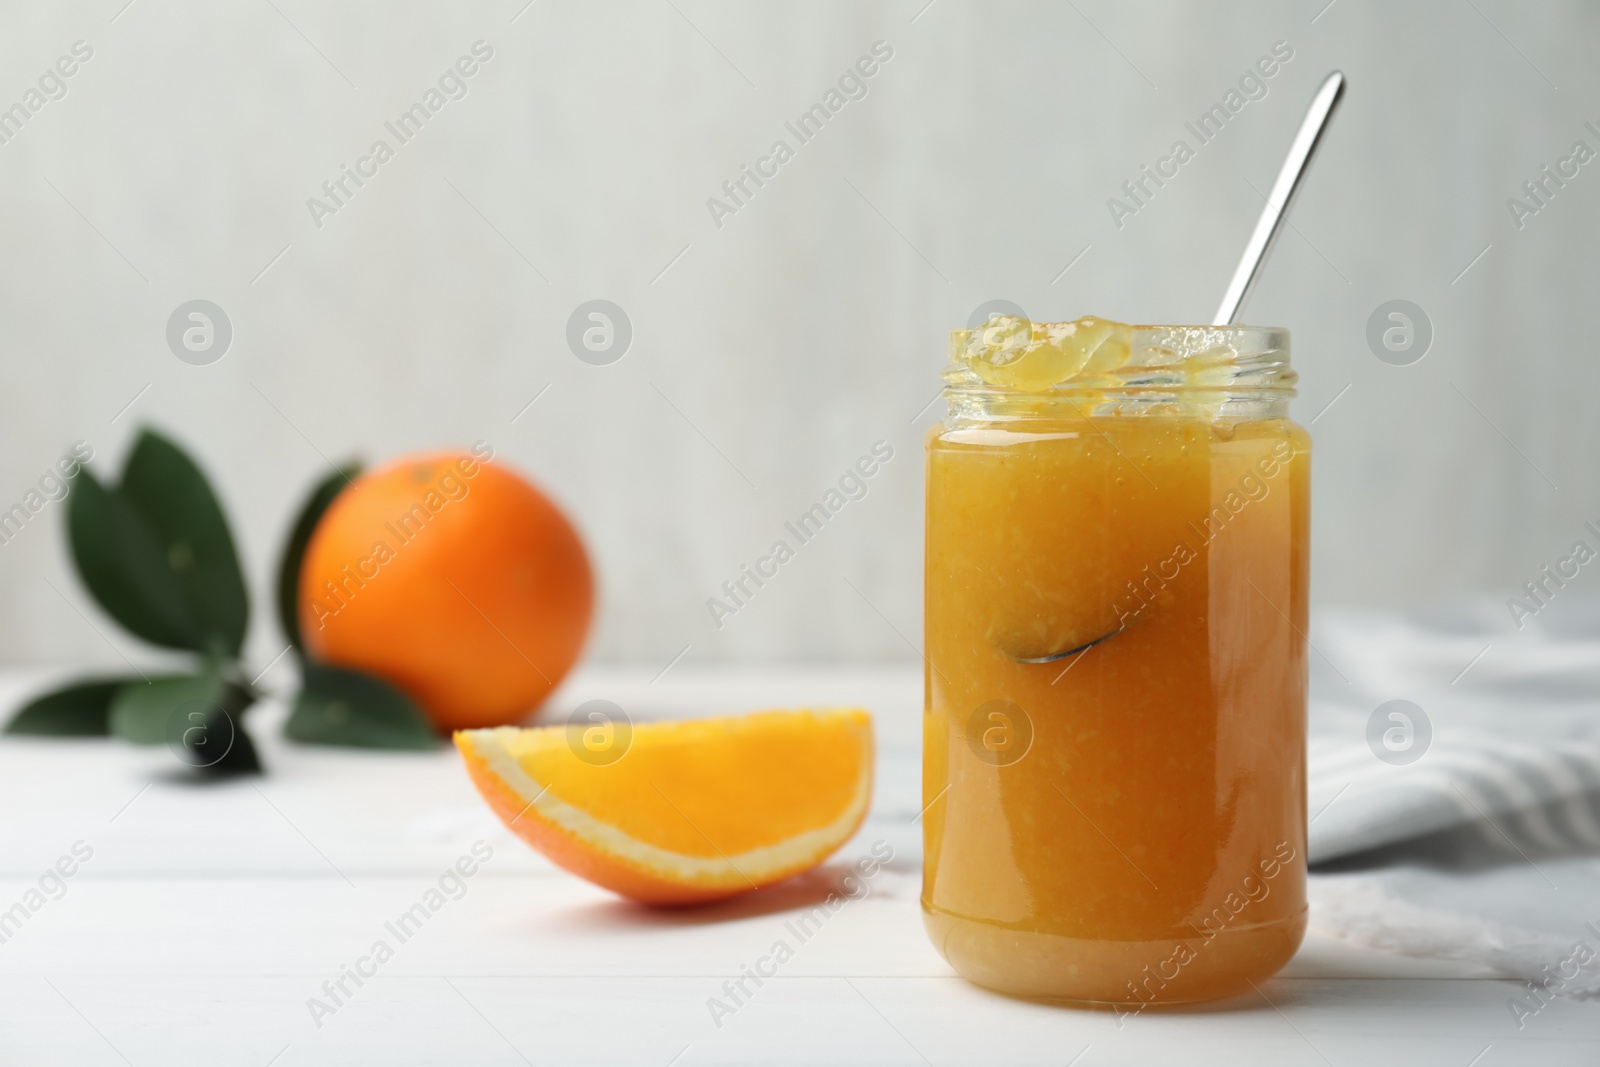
[454,708,874,904]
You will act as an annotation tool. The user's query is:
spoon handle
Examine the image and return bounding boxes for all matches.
[1212,71,1345,327]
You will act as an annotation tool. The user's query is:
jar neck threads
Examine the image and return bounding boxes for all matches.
[943,323,1295,426]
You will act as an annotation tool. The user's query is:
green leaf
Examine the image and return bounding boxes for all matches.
[4,678,137,736]
[286,663,437,750]
[119,430,249,657]
[176,700,262,775]
[110,672,227,744]
[110,670,261,774]
[68,467,202,651]
[277,463,360,653]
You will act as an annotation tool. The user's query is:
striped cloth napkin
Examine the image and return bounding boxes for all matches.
[1304,598,1600,1000]
[1308,600,1600,863]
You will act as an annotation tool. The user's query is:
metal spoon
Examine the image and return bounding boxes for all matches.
[1213,71,1346,326]
[1005,73,1346,665]
[1011,625,1127,665]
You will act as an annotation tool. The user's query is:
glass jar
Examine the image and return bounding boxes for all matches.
[921,320,1309,1007]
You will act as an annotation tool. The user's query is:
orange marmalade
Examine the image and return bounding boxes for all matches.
[922,316,1308,1006]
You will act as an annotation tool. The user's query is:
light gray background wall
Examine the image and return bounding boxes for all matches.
[0,0,1595,671]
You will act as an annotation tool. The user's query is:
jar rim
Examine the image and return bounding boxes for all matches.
[943,322,1295,397]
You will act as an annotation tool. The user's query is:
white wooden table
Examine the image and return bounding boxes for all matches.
[0,666,1595,1066]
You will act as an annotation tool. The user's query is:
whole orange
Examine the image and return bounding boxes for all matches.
[298,448,593,731]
